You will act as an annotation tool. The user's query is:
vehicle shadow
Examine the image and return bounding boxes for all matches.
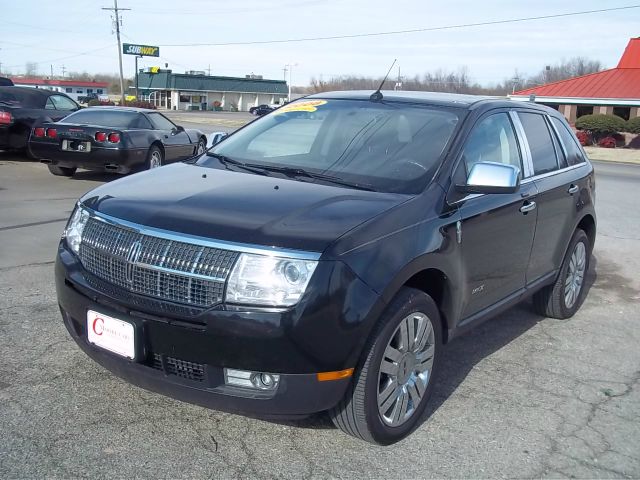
[69,171,122,182]
[276,256,599,432]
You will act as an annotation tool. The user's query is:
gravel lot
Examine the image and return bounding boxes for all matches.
[0,147,639,478]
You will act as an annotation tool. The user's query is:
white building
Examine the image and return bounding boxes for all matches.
[9,78,110,101]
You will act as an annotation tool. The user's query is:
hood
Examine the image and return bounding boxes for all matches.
[80,163,408,252]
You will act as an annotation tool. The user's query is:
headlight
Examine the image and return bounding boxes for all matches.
[225,253,318,307]
[64,205,90,254]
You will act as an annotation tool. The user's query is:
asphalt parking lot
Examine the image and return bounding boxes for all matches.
[1,145,639,478]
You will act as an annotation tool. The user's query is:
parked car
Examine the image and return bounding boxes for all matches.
[0,86,79,156]
[55,91,595,445]
[0,77,14,86]
[253,104,275,116]
[29,107,207,176]
[249,104,269,115]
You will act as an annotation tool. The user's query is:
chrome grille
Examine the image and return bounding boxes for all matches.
[79,217,238,308]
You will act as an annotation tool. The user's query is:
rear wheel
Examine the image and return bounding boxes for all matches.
[145,145,163,170]
[196,137,206,155]
[330,287,442,445]
[47,165,76,177]
[533,229,590,319]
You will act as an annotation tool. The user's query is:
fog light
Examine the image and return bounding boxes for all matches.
[225,368,280,390]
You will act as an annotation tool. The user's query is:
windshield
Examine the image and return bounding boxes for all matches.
[197,99,461,194]
[61,110,139,128]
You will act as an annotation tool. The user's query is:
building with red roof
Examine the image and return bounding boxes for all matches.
[9,77,110,102]
[510,37,640,123]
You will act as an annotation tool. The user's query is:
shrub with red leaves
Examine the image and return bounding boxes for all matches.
[597,136,616,148]
[575,130,591,146]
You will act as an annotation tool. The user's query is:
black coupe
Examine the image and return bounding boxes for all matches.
[29,107,207,177]
[0,86,80,157]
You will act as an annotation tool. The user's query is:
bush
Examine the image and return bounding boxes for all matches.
[597,136,616,148]
[122,100,156,109]
[627,116,640,134]
[575,130,591,146]
[575,114,626,136]
[87,99,115,106]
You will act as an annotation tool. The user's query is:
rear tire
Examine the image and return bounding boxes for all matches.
[196,137,206,155]
[533,229,590,319]
[47,165,76,177]
[145,145,163,170]
[329,287,442,445]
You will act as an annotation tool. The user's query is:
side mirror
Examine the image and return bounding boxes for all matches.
[173,125,185,134]
[209,131,229,147]
[458,162,520,194]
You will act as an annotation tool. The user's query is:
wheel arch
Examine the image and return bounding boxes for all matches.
[402,268,454,344]
[149,140,164,157]
[576,213,596,252]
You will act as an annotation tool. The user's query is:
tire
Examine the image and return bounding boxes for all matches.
[145,145,163,170]
[533,229,590,319]
[196,137,206,156]
[47,165,76,177]
[330,287,443,445]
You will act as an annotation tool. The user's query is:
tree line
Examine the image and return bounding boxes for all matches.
[295,57,604,96]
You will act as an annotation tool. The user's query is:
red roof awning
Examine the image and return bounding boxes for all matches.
[10,77,110,88]
[513,38,640,100]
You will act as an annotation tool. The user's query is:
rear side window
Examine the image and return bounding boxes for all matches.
[147,112,176,130]
[130,114,153,129]
[518,112,558,175]
[551,117,585,166]
[461,112,523,178]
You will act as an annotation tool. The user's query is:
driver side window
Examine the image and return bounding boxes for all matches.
[461,113,523,178]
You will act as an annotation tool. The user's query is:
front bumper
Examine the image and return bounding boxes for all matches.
[56,241,384,416]
[31,140,147,173]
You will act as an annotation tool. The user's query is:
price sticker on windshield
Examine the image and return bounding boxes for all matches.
[275,100,327,114]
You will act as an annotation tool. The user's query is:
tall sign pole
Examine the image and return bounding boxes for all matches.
[103,0,130,105]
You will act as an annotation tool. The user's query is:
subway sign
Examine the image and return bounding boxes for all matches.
[122,43,160,57]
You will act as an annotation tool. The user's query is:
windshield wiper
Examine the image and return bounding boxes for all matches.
[206,152,270,176]
[243,164,377,192]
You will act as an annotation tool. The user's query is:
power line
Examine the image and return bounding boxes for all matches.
[158,5,640,47]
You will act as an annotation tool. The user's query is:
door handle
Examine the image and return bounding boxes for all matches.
[520,201,536,214]
[568,184,579,195]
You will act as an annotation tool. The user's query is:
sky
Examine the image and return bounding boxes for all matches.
[1,0,638,86]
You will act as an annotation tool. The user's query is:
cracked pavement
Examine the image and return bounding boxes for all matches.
[0,155,639,479]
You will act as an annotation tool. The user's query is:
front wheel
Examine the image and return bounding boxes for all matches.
[47,165,77,177]
[533,228,590,319]
[330,287,442,445]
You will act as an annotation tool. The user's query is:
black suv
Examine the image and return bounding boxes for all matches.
[55,92,596,445]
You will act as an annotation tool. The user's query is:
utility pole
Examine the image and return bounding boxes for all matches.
[282,65,288,82]
[394,65,402,91]
[50,64,54,79]
[207,64,211,76]
[102,0,130,105]
[135,55,142,100]
[61,65,67,78]
[285,63,297,102]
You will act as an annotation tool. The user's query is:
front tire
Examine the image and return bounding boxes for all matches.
[330,287,442,445]
[533,229,590,319]
[47,165,76,177]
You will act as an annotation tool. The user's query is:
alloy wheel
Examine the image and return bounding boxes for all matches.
[564,241,586,309]
[377,312,435,427]
[149,151,162,169]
